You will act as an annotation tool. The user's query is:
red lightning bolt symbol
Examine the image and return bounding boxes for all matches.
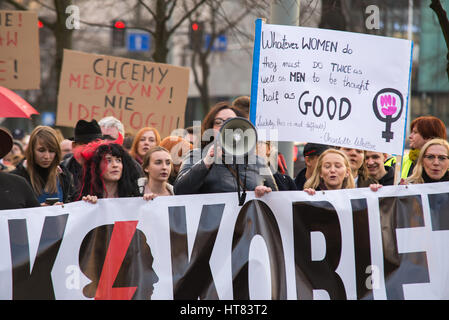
[95,221,138,300]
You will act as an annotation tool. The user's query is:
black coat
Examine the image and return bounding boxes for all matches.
[60,154,83,192]
[378,165,395,186]
[294,167,307,190]
[11,160,75,203]
[0,171,40,210]
[174,149,278,195]
[274,172,297,191]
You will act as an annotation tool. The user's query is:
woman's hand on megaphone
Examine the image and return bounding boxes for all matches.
[204,145,222,169]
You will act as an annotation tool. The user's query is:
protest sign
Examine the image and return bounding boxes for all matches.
[1,183,449,300]
[250,19,413,155]
[56,49,190,137]
[0,10,40,89]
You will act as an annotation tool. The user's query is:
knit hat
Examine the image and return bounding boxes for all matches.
[303,143,329,157]
[71,119,103,144]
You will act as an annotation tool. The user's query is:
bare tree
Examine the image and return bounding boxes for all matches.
[430,0,449,81]
[186,0,265,115]
[131,0,208,63]
[186,0,322,116]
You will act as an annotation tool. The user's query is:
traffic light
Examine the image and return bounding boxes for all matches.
[189,21,204,50]
[111,19,126,48]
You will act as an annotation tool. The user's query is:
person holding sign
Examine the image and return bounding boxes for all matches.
[74,138,141,203]
[404,139,449,184]
[141,146,174,200]
[11,126,75,205]
[401,116,447,180]
[174,102,277,197]
[303,149,355,195]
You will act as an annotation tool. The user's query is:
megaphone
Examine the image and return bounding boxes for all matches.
[217,117,258,206]
[218,117,258,158]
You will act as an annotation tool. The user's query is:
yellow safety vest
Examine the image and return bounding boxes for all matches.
[401,153,414,179]
[384,157,396,167]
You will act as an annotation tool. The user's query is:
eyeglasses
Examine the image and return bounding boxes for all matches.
[423,154,449,162]
[213,118,227,127]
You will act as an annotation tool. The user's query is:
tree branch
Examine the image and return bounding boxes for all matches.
[430,0,449,81]
[167,0,208,37]
[166,0,178,20]
[137,0,157,19]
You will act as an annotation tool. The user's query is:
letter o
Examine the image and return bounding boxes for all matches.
[327,97,337,120]
[144,113,157,127]
[312,96,324,117]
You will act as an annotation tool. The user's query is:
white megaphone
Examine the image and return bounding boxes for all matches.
[217,117,258,159]
[217,117,258,206]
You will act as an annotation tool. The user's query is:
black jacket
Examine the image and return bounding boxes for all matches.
[11,160,75,203]
[378,165,395,186]
[294,167,307,190]
[60,154,83,192]
[174,149,278,195]
[0,171,40,210]
[274,172,297,191]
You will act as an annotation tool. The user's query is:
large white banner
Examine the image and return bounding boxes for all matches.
[1,182,449,300]
[250,20,413,155]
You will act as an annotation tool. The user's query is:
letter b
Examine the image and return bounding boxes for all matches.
[292,201,346,300]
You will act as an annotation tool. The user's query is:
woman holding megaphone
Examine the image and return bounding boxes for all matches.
[174,102,277,199]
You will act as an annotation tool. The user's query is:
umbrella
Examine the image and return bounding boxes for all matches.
[0,86,39,118]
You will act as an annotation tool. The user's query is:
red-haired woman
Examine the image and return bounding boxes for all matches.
[129,127,161,165]
[402,116,447,179]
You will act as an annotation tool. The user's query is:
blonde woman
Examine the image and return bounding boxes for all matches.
[303,149,355,195]
[405,138,449,184]
[11,126,74,205]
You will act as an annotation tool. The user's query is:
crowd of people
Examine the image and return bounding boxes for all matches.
[0,95,448,210]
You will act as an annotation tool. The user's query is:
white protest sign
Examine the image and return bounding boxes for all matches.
[250,19,413,155]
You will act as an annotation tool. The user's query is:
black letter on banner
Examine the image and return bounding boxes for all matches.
[231,200,287,300]
[293,201,346,300]
[351,198,373,300]
[169,204,224,299]
[8,214,69,299]
[428,192,449,231]
[379,195,430,300]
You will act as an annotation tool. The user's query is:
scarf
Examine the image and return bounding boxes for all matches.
[408,149,420,162]
[422,170,449,183]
